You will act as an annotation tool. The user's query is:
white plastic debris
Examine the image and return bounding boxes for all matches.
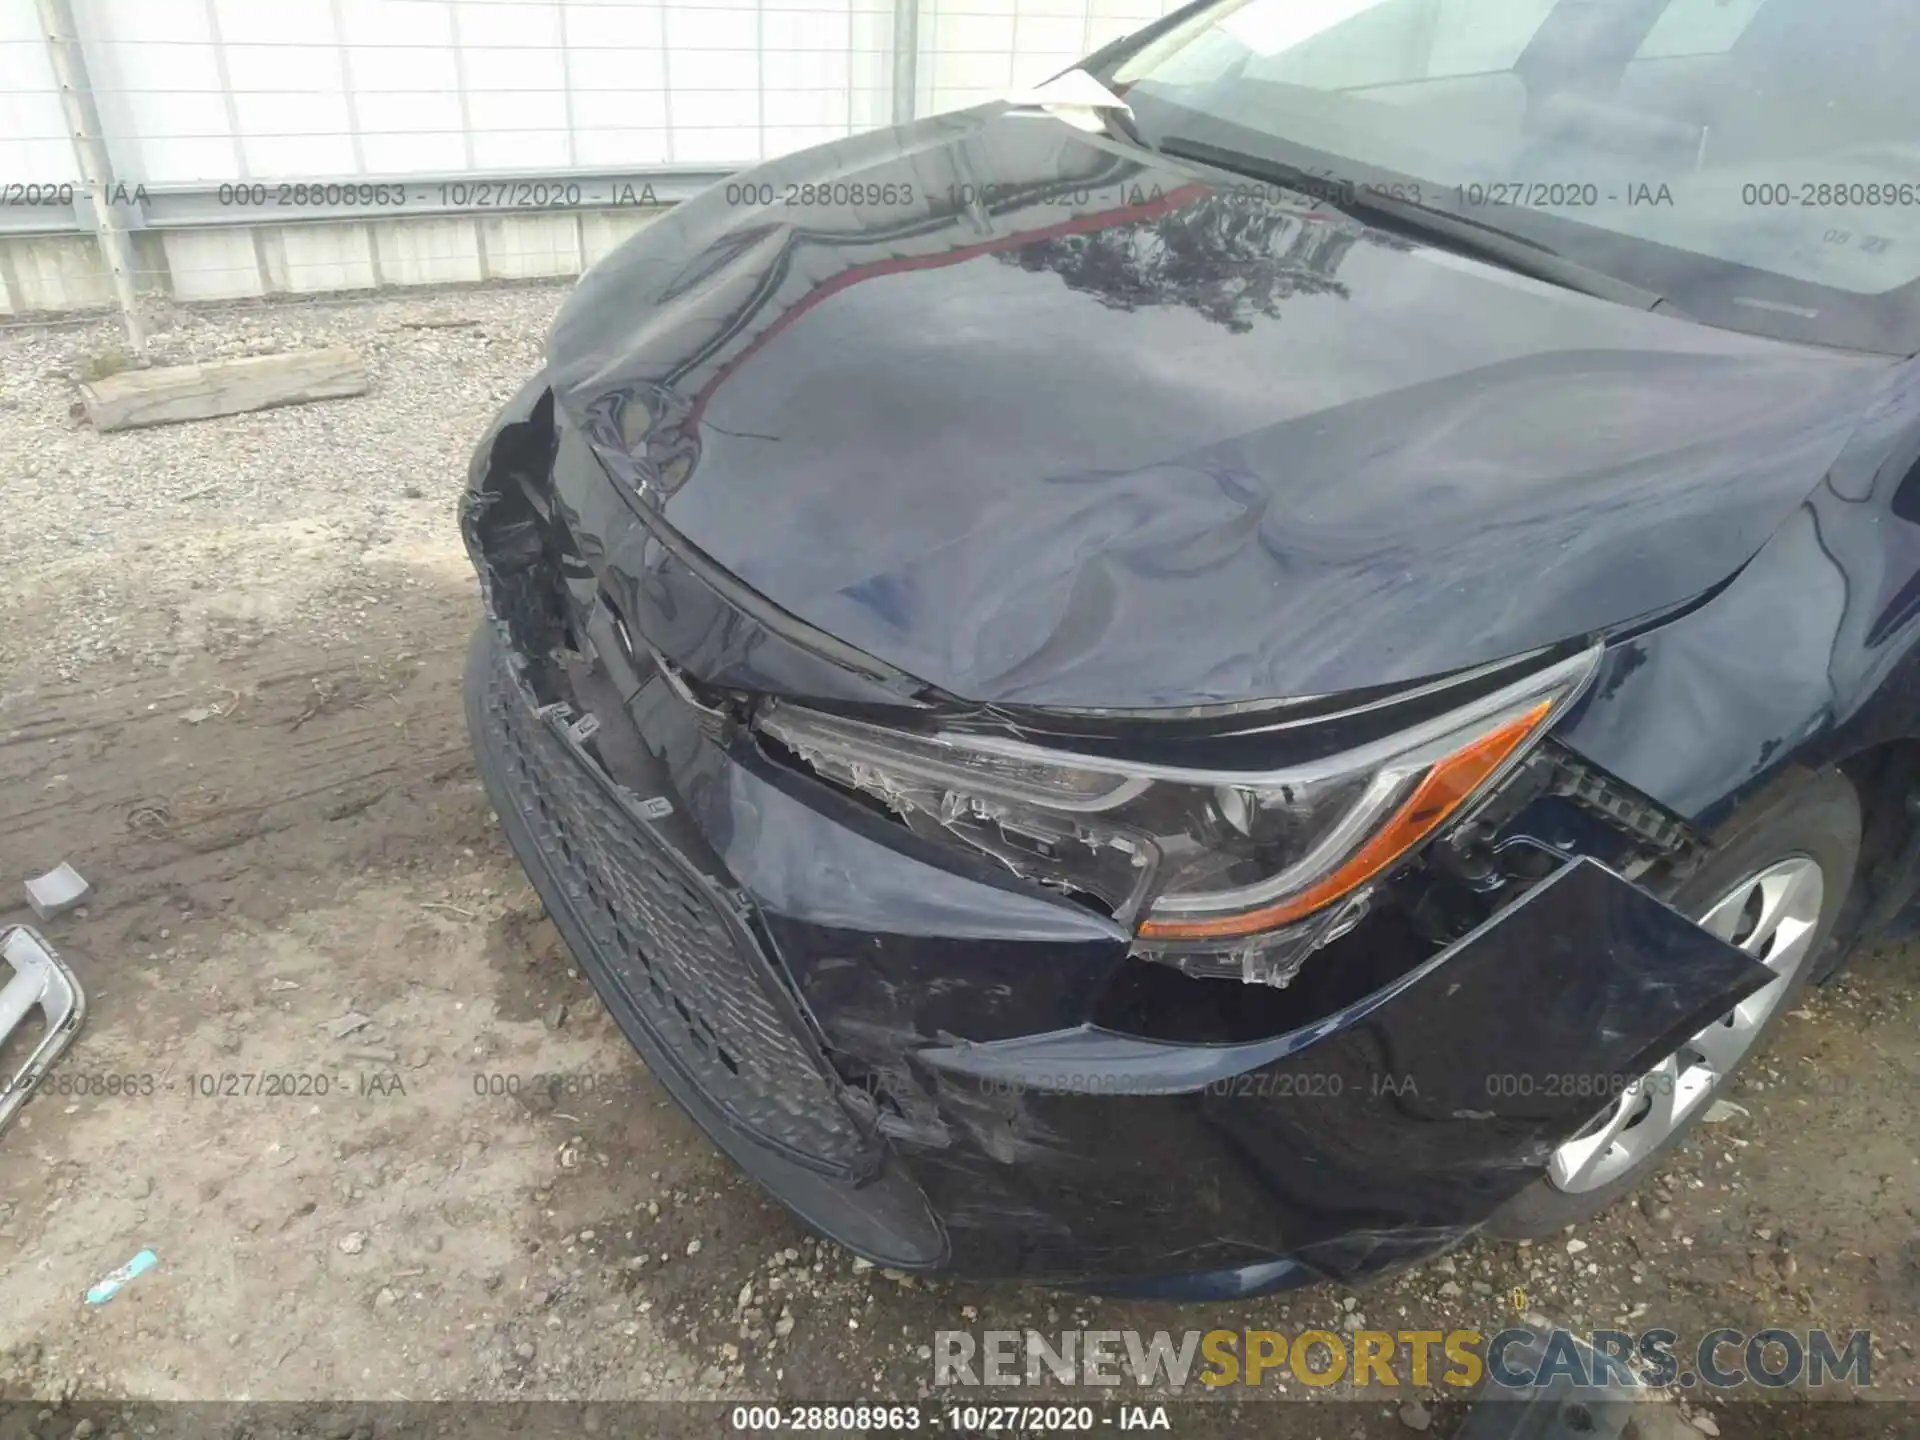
[24,863,91,920]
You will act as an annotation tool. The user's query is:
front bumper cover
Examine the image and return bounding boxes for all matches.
[464,601,1776,1292]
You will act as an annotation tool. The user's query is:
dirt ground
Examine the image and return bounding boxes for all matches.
[1,287,1916,1439]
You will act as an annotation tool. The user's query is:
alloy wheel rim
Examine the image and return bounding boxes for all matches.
[1545,855,1824,1195]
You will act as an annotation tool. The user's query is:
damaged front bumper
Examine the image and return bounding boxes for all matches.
[461,387,1778,1295]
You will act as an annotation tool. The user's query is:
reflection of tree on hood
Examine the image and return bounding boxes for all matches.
[1001,195,1365,333]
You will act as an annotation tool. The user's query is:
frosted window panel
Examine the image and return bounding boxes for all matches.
[569,25,670,168]
[573,127,673,165]
[117,93,234,182]
[21,0,1226,195]
[339,5,466,175]
[466,88,570,131]
[765,124,849,153]
[0,0,80,182]
[665,5,753,52]
[933,13,1015,56]
[763,11,852,52]
[82,0,225,183]
[1088,0,1183,31]
[930,87,1005,110]
[941,0,1017,19]
[455,0,571,167]
[349,47,462,93]
[1017,0,1092,18]
[222,44,345,99]
[764,52,856,133]
[339,0,452,47]
[572,87,672,133]
[763,45,848,87]
[930,51,1016,90]
[469,126,572,170]
[221,37,355,177]
[236,99,358,177]
[763,91,850,130]
[673,76,759,119]
[245,133,359,176]
[354,90,468,172]
[560,42,668,91]
[567,44,671,91]
[215,0,334,45]
[121,136,237,183]
[564,2,667,47]
[673,46,757,90]
[670,84,760,162]
[673,127,762,162]
[468,94,571,166]
[454,0,558,48]
[358,130,469,173]
[1013,15,1090,51]
[1009,55,1081,87]
[463,47,566,91]
[90,0,207,44]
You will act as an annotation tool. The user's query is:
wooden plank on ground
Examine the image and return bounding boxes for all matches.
[79,347,368,431]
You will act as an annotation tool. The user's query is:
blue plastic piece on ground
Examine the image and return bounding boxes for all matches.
[85,1249,157,1305]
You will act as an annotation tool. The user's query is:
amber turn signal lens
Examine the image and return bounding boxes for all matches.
[1136,699,1554,942]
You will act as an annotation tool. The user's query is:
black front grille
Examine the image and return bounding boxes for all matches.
[477,635,874,1176]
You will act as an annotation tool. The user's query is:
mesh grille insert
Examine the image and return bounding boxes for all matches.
[479,640,872,1175]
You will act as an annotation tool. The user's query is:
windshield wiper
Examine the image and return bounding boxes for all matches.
[1157,136,1666,312]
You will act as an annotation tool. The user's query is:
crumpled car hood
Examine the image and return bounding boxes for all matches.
[545,108,1892,708]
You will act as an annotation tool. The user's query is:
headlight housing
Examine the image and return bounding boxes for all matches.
[755,645,1600,985]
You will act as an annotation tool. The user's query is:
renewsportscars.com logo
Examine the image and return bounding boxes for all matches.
[932,1327,1873,1392]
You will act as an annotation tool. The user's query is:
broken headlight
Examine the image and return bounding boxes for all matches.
[754,646,1599,985]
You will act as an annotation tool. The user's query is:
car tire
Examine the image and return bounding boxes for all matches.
[1483,767,1861,1240]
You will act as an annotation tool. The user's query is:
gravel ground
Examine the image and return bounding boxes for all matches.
[0,286,1916,1439]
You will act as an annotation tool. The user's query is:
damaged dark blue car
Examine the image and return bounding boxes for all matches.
[462,0,1920,1297]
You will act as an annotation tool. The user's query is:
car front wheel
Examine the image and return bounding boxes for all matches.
[1485,768,1861,1239]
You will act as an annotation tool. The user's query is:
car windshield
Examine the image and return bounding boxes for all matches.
[1099,0,1920,354]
